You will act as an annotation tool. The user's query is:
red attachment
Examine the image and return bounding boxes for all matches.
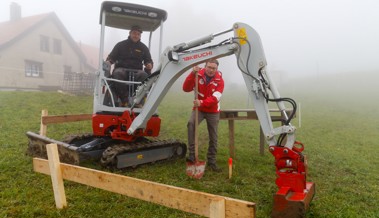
[92,111,161,142]
[269,142,307,192]
[228,157,233,166]
[269,141,315,217]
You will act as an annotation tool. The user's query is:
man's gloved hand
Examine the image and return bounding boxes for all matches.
[102,61,111,77]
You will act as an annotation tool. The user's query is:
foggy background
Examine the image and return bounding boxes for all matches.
[1,0,379,87]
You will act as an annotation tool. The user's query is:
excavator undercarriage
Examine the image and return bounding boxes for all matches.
[27,131,186,169]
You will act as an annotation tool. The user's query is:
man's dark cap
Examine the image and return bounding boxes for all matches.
[130,25,142,33]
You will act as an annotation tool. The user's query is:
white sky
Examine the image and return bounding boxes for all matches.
[1,0,379,84]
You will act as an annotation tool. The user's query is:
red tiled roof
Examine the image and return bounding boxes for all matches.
[0,13,52,47]
[0,12,104,72]
[0,12,87,63]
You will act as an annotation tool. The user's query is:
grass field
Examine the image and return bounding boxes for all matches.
[1,73,379,217]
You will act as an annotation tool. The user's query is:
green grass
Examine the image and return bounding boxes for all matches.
[1,73,379,217]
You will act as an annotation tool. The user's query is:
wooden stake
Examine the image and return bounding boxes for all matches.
[40,109,48,136]
[46,143,67,209]
[210,197,225,218]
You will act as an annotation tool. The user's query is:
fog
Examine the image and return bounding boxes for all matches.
[1,0,379,86]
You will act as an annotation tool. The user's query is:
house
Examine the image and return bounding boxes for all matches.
[0,3,97,91]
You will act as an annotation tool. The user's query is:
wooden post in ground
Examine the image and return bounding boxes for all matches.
[210,197,225,218]
[228,119,235,159]
[40,109,48,136]
[46,143,67,209]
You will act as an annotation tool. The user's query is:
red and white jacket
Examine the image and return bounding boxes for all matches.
[182,68,224,113]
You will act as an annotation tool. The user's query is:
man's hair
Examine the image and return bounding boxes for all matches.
[206,59,219,66]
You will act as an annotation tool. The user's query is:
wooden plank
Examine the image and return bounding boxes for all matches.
[246,111,258,119]
[33,158,255,218]
[42,114,92,124]
[220,109,291,113]
[221,116,252,121]
[46,144,67,209]
[225,197,256,217]
[219,109,294,121]
[40,109,48,136]
[220,111,238,119]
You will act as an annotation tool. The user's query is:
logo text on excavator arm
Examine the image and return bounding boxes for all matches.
[182,51,213,61]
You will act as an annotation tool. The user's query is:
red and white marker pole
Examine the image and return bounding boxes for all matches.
[228,157,233,179]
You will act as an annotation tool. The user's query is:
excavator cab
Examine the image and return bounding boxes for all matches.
[94,1,167,113]
[27,2,186,169]
[92,1,168,141]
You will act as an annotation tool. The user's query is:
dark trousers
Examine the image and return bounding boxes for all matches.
[187,111,220,165]
[112,68,148,105]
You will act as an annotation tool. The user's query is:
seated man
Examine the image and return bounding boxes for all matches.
[105,25,153,107]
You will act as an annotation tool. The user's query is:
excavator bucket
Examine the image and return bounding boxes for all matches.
[186,160,206,179]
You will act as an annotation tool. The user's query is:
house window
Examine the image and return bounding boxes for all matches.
[53,38,62,54]
[25,60,43,77]
[40,35,49,52]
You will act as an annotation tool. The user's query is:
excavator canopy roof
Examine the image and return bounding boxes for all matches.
[99,1,167,32]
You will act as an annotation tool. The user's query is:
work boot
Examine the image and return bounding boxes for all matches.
[207,163,222,172]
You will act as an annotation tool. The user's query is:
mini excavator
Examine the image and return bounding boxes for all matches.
[27,1,314,217]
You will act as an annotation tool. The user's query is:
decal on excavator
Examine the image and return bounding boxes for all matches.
[237,28,248,45]
[182,51,213,61]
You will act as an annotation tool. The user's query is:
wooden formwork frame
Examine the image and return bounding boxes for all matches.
[34,144,255,217]
[35,110,256,217]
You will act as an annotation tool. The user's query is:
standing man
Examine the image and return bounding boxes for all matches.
[105,25,153,106]
[183,59,224,172]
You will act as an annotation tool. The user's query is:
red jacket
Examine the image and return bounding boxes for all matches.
[183,68,224,113]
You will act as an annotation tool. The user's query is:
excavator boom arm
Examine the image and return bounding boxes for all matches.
[129,23,293,146]
[127,22,315,217]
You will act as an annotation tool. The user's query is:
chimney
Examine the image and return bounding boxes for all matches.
[10,2,21,21]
